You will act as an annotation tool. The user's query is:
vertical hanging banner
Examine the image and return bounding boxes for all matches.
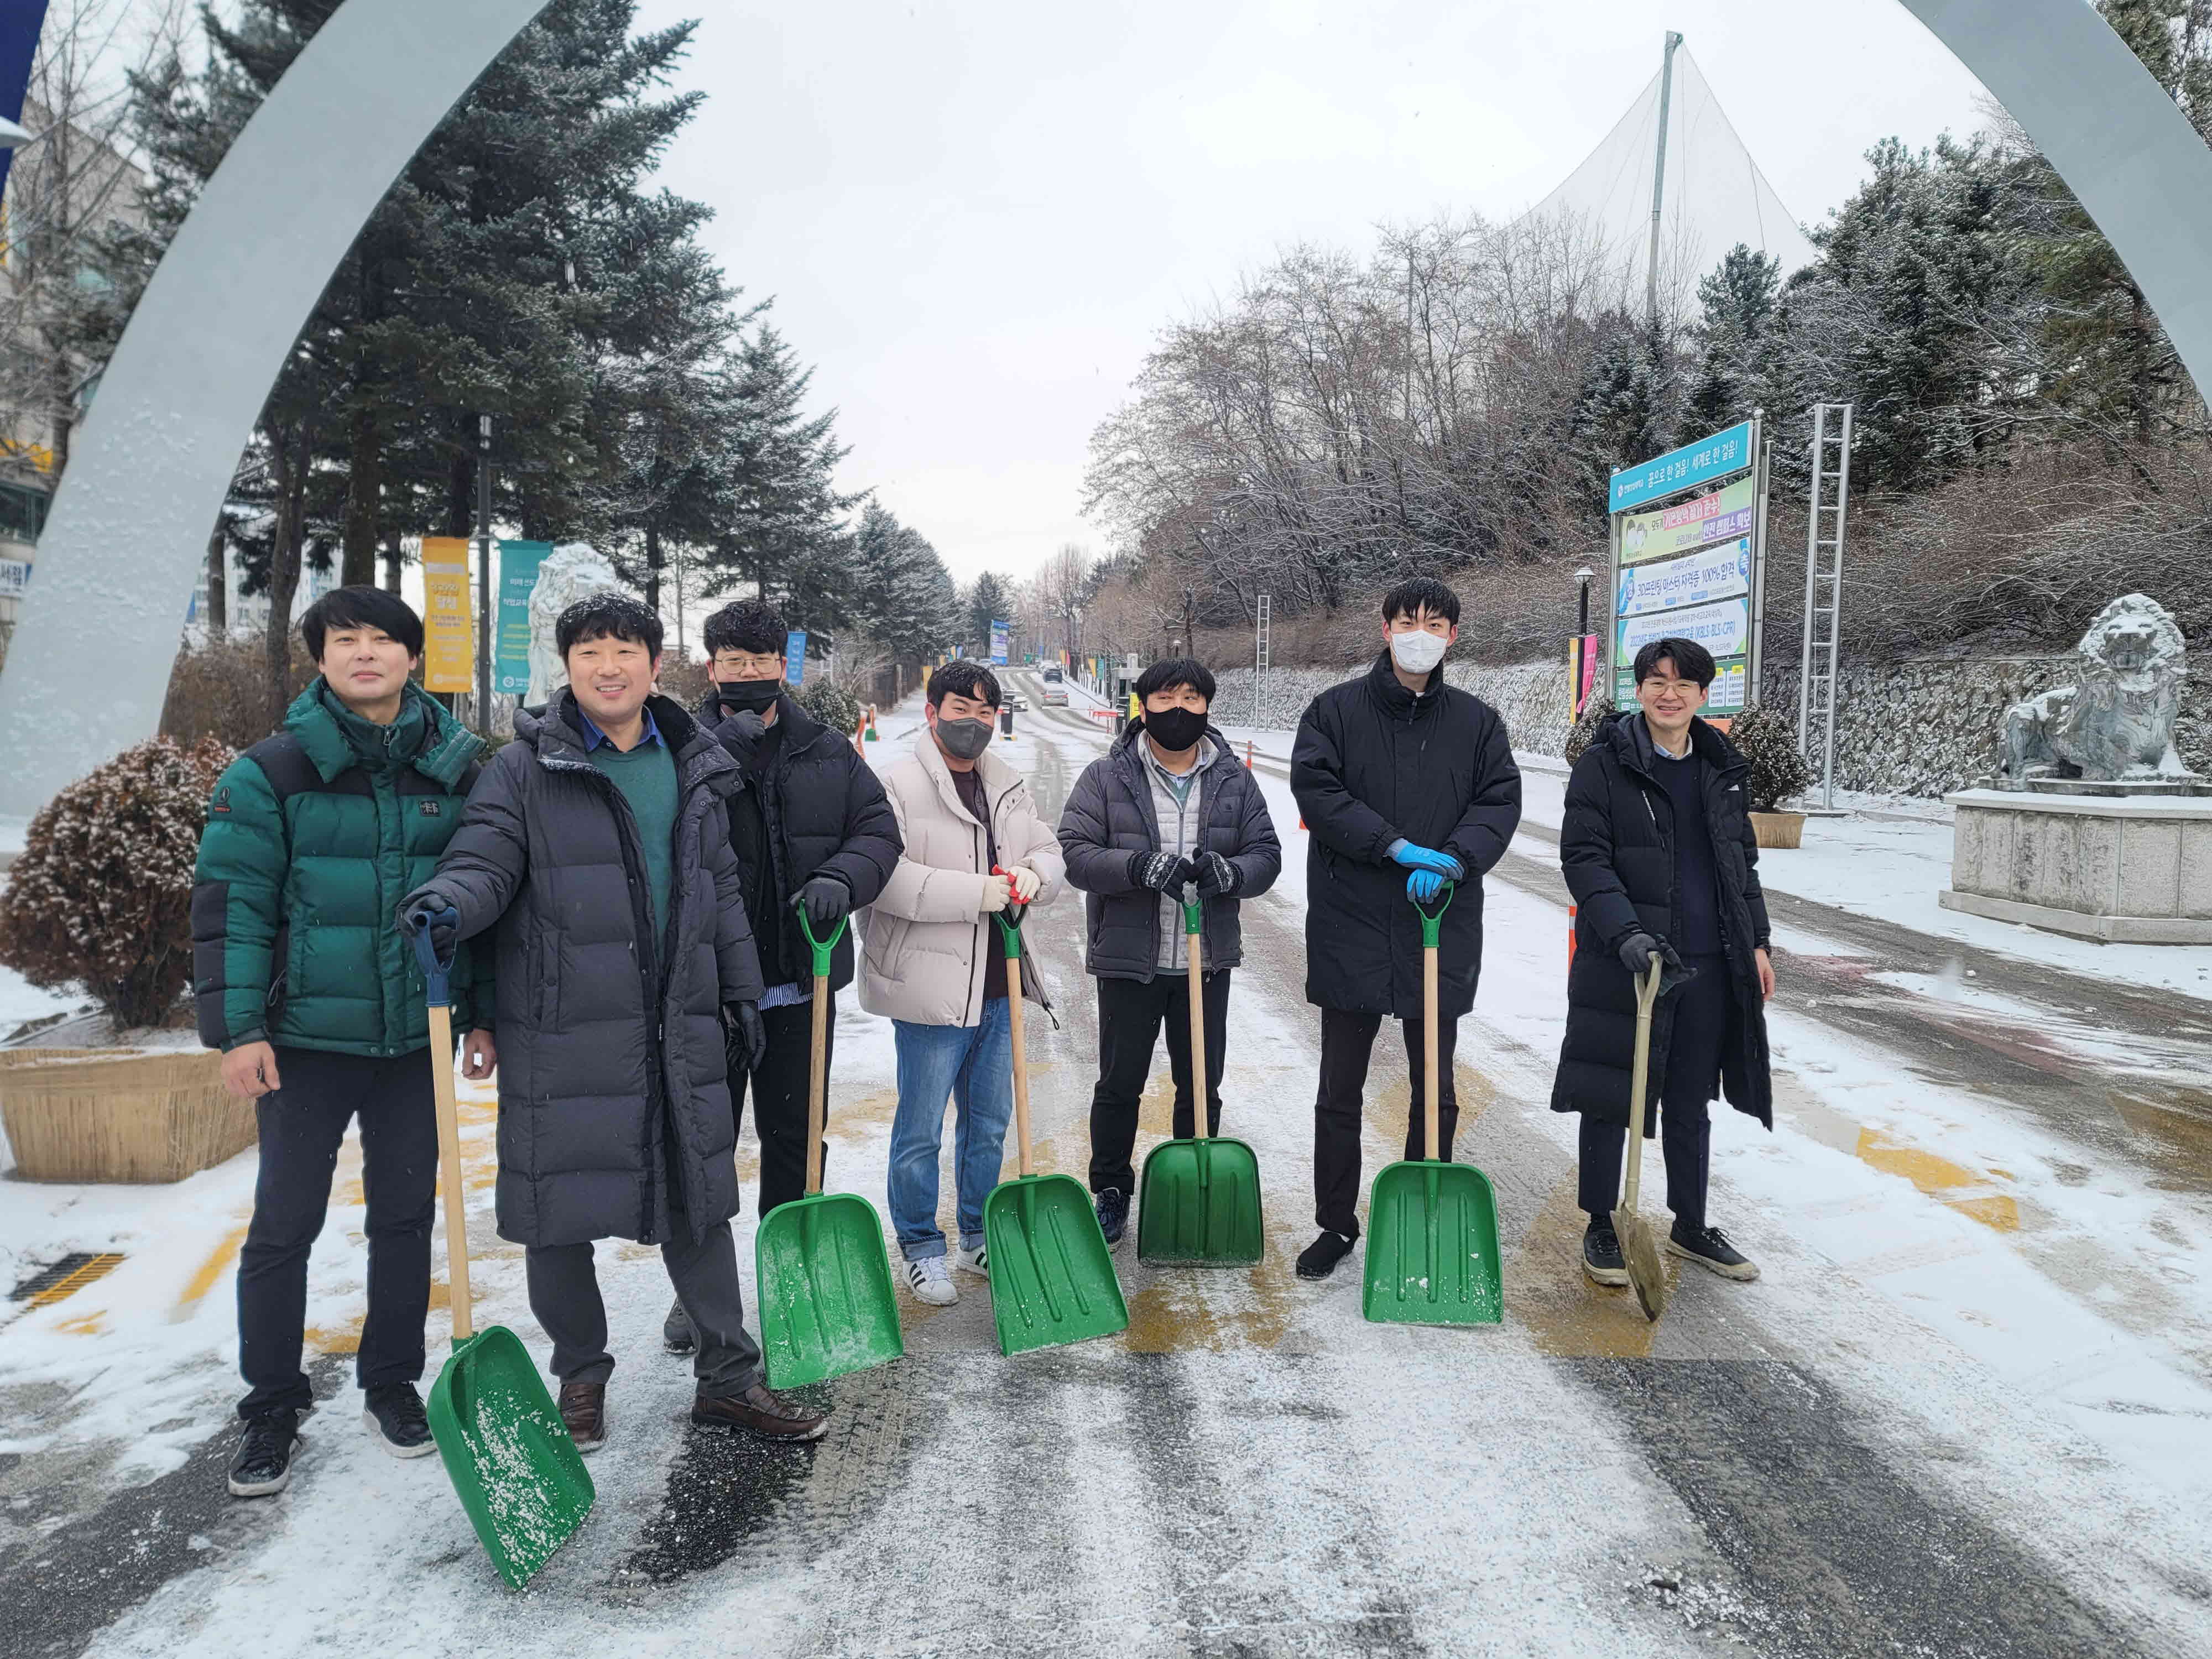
[785,628,808,687]
[989,618,1009,666]
[421,536,474,692]
[494,539,551,697]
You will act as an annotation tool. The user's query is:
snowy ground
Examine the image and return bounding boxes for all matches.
[2,685,2210,1657]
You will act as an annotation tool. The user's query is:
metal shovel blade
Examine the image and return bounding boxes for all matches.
[426,1324,595,1589]
[1612,1204,1671,1323]
[1361,1160,1504,1327]
[982,1172,1129,1356]
[1136,1136,1265,1265]
[755,1190,905,1388]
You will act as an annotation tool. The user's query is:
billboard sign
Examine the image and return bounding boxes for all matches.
[1614,597,1751,716]
[1615,536,1751,619]
[1608,419,1754,514]
[0,555,29,599]
[989,618,1009,666]
[1619,474,1755,566]
[785,629,808,687]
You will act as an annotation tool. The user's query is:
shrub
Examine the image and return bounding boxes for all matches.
[1729,706,1812,812]
[795,676,863,736]
[1564,694,1617,764]
[0,737,234,1029]
[161,637,316,750]
[653,653,709,711]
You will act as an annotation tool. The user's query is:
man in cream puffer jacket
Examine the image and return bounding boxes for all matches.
[859,661,1065,1305]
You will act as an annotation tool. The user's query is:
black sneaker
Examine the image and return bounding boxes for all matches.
[1667,1223,1759,1281]
[362,1384,434,1458]
[664,1297,697,1355]
[1582,1219,1628,1287]
[1094,1187,1130,1250]
[228,1409,304,1498]
[1295,1229,1358,1281]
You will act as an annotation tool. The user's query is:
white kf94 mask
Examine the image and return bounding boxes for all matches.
[1388,629,1448,675]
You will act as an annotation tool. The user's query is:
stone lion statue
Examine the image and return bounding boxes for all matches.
[525,542,625,706]
[2000,593,2192,782]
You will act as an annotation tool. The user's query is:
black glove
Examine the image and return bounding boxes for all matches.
[795,874,852,927]
[1616,931,1684,980]
[724,1001,768,1073]
[712,707,768,763]
[396,895,458,968]
[1129,850,1194,893]
[1193,849,1243,898]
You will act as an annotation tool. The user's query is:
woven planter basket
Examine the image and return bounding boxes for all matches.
[1749,811,1806,851]
[0,1047,252,1183]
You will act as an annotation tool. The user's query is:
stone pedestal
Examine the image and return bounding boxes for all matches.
[1940,788,2212,943]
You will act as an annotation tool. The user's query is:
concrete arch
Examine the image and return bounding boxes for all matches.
[0,0,549,814]
[4,0,2212,812]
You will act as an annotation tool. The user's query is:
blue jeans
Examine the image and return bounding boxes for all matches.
[889,999,1015,1260]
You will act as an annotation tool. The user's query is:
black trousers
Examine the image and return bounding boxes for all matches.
[1087,969,1231,1196]
[236,1046,437,1418]
[1576,952,1728,1235]
[1313,1007,1459,1239]
[738,995,837,1220]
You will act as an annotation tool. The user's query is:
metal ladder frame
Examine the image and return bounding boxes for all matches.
[1797,403,1854,810]
[1253,592,1271,728]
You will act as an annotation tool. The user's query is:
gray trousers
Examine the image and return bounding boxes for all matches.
[524,1208,761,1400]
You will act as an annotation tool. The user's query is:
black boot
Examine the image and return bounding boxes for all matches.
[1296,1229,1358,1280]
[1094,1188,1130,1250]
[228,1408,304,1498]
[1582,1217,1627,1287]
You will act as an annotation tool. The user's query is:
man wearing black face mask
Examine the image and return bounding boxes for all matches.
[662,599,902,1355]
[1056,658,1281,1248]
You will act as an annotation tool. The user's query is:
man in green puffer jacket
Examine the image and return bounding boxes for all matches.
[191,586,495,1501]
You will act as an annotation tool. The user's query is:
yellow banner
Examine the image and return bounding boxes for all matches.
[421,537,474,693]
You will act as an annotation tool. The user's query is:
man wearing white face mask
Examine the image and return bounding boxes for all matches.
[1287,577,1522,1280]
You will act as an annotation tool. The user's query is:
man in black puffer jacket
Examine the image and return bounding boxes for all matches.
[1288,578,1522,1280]
[1058,658,1281,1246]
[662,598,901,1354]
[401,594,825,1453]
[1551,635,1776,1290]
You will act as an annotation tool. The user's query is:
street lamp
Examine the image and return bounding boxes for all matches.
[1574,565,1595,717]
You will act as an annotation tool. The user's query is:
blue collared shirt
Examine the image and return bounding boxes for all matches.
[576,704,666,752]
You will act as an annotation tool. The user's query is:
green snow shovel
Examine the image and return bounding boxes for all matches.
[1614,957,1672,1323]
[1362,883,1505,1327]
[411,917,593,1590]
[1136,883,1263,1265]
[983,875,1129,1356]
[755,904,904,1387]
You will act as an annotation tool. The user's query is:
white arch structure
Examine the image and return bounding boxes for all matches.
[2,0,2210,812]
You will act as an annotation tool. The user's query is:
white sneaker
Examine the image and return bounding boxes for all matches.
[902,1255,957,1306]
[952,1243,989,1280]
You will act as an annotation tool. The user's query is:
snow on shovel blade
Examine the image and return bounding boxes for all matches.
[1136,1136,1265,1266]
[755,1190,905,1389]
[1361,1160,1504,1327]
[983,1172,1128,1357]
[426,1325,594,1589]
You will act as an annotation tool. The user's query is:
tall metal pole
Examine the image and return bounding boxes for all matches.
[1749,407,1770,706]
[1645,30,1683,328]
[474,413,493,734]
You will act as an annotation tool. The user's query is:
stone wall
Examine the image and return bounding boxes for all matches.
[1214,651,2212,800]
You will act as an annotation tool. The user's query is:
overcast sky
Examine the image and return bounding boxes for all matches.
[633,0,1993,586]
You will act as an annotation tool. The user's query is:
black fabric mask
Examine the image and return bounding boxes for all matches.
[936,716,994,760]
[1142,707,1208,753]
[713,677,781,715]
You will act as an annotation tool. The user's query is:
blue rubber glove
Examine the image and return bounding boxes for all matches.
[1407,868,1449,904]
[1389,841,1464,879]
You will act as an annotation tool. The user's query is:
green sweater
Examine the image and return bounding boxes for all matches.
[591,737,679,942]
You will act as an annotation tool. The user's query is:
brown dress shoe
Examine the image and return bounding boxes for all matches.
[690,1382,828,1442]
[557,1381,606,1453]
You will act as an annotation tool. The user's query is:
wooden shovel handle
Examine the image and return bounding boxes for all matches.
[427,1003,474,1342]
[1623,959,1664,1211]
[805,974,830,1195]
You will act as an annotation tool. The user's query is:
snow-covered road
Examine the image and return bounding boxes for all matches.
[4,681,2209,1657]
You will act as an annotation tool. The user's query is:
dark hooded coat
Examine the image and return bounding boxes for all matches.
[1550,711,1774,1131]
[406,692,765,1248]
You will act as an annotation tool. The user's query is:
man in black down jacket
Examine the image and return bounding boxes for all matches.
[660,598,902,1354]
[1288,578,1522,1280]
[400,594,825,1452]
[1551,635,1776,1289]
[1057,658,1282,1246]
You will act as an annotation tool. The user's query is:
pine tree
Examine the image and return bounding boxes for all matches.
[966,571,1011,654]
